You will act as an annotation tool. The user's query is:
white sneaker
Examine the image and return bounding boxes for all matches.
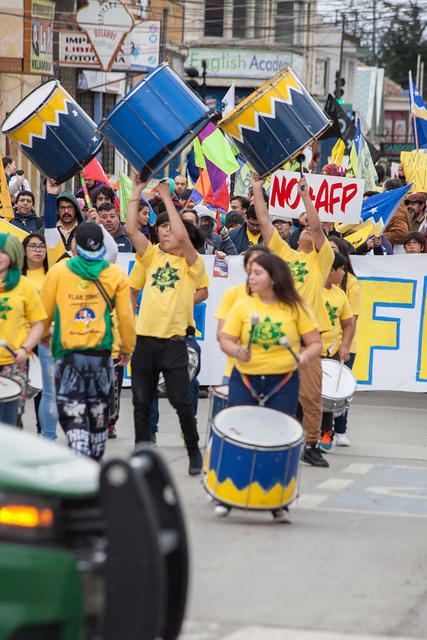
[214,504,231,517]
[272,507,292,523]
[335,433,350,446]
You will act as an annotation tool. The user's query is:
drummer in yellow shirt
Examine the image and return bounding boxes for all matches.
[126,173,207,476]
[319,252,355,453]
[219,252,321,416]
[251,172,334,468]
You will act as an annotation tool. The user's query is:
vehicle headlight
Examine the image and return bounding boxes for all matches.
[0,490,57,543]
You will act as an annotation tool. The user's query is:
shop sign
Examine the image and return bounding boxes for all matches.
[186,48,303,79]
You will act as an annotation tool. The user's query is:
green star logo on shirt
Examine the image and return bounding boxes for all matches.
[151,262,180,292]
[252,316,285,350]
[0,297,12,320]
[287,260,309,283]
[325,300,338,326]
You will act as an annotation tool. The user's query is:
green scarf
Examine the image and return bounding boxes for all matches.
[66,256,110,280]
[0,233,23,292]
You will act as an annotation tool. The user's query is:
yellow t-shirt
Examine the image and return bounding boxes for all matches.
[346,272,362,354]
[135,244,206,338]
[223,294,317,375]
[321,285,353,356]
[129,254,209,329]
[268,228,334,332]
[246,228,261,247]
[25,267,46,293]
[0,276,47,365]
[215,282,248,377]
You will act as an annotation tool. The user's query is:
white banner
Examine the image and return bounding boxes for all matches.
[116,254,427,392]
[269,171,365,223]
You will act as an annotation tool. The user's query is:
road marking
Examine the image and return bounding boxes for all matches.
[317,478,354,490]
[294,494,326,508]
[366,485,427,500]
[343,463,374,474]
[221,627,418,640]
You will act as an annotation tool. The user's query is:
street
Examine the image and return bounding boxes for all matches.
[24,389,427,640]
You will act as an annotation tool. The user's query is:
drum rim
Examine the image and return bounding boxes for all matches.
[1,79,59,133]
[321,358,357,384]
[0,375,22,402]
[212,405,304,449]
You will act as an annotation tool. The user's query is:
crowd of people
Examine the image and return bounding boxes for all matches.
[0,153,425,494]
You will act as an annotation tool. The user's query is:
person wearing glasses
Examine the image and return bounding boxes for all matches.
[272,216,294,243]
[55,191,84,251]
[22,233,58,441]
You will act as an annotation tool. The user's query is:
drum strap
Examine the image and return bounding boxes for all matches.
[240,372,292,406]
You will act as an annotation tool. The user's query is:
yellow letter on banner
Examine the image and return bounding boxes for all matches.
[353,278,416,384]
[400,151,427,193]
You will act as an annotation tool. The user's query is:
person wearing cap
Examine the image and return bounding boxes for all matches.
[40,222,135,460]
[126,172,207,476]
[194,204,238,256]
[0,233,46,426]
[405,192,427,233]
[272,216,293,242]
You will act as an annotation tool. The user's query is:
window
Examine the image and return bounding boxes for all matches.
[204,0,224,37]
[254,1,264,38]
[233,0,247,38]
[275,1,294,45]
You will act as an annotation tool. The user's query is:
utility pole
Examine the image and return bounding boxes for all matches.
[372,0,376,63]
[339,14,345,78]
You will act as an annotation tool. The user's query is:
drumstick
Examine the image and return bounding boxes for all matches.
[279,337,299,363]
[0,339,17,358]
[336,361,344,391]
[79,173,92,210]
[247,313,260,349]
[296,153,305,190]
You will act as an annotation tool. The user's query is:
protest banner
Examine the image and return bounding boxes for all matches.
[400,151,427,192]
[268,170,364,223]
[116,253,427,393]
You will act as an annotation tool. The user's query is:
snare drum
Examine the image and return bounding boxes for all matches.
[99,62,214,180]
[0,376,22,426]
[1,80,102,183]
[219,66,331,177]
[321,359,357,416]
[210,384,229,419]
[27,355,42,399]
[204,405,304,510]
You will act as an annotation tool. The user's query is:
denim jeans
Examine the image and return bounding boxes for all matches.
[228,367,300,416]
[55,352,113,460]
[38,343,58,440]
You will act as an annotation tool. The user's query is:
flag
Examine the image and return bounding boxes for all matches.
[118,171,155,224]
[191,169,229,214]
[344,222,376,249]
[221,84,235,117]
[234,156,252,197]
[360,183,413,234]
[323,94,354,142]
[346,119,378,191]
[0,161,13,221]
[83,158,120,213]
[330,139,346,166]
[0,218,28,240]
[408,70,427,149]
[193,123,239,196]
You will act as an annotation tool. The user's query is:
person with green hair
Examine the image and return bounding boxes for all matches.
[0,232,47,425]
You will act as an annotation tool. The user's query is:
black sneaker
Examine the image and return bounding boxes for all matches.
[301,444,329,468]
[188,448,203,476]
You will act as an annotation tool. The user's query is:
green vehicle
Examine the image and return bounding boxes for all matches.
[0,423,188,640]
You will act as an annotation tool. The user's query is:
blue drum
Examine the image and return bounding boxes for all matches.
[219,66,331,177]
[1,80,102,183]
[98,62,214,180]
[204,405,304,510]
[0,376,22,427]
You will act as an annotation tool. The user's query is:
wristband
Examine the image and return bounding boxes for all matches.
[21,345,30,354]
[129,197,141,203]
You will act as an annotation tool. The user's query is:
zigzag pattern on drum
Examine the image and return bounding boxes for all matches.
[12,90,74,148]
[225,74,304,143]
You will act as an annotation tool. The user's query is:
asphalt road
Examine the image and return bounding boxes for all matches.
[24,388,427,640]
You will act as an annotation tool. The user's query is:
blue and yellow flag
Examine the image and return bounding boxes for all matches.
[346,119,378,191]
[409,70,427,149]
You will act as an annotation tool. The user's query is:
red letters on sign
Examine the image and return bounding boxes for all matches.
[271,174,359,216]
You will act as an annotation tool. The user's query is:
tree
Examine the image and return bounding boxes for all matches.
[376,1,427,89]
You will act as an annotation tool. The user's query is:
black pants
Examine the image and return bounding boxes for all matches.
[131,336,199,450]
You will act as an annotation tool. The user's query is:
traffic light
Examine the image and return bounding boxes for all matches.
[334,71,345,103]
[184,67,200,94]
